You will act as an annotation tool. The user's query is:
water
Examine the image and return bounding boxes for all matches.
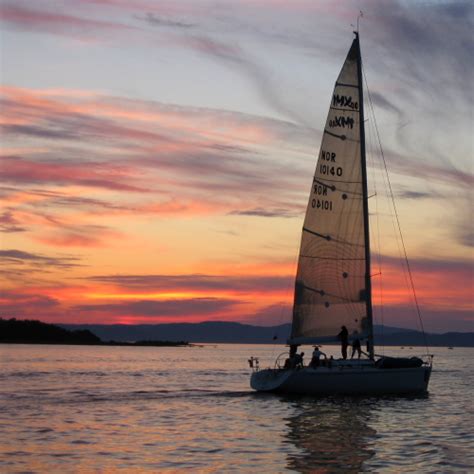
[1,344,472,473]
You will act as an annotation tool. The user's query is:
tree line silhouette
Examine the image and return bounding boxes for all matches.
[0,318,101,344]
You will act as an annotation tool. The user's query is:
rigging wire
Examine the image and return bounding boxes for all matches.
[267,231,301,364]
[362,68,430,356]
[364,90,385,354]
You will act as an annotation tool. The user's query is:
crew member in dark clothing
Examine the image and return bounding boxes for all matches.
[337,325,349,359]
[351,336,362,359]
[284,344,299,369]
[295,352,304,368]
[289,345,298,358]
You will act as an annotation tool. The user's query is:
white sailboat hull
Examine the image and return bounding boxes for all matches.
[251,364,432,395]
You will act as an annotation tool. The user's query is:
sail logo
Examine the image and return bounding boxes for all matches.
[329,116,354,129]
[333,94,358,110]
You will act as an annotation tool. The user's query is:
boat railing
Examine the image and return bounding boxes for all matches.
[248,356,260,372]
[274,352,290,370]
[424,354,434,367]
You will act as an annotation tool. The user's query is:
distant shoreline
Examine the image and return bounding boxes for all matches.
[0,318,190,347]
[60,321,474,348]
[2,318,473,348]
[1,341,471,349]
[0,340,191,347]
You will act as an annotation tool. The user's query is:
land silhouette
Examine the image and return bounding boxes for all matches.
[53,321,474,347]
[1,318,472,347]
[0,318,188,346]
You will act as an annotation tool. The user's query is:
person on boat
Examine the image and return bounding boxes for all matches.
[295,352,304,368]
[351,333,362,359]
[310,346,326,367]
[284,344,299,369]
[289,344,298,358]
[284,357,294,369]
[337,326,349,359]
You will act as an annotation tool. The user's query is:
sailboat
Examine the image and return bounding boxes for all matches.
[250,33,432,395]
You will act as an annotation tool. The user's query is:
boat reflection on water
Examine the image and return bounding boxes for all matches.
[282,397,377,473]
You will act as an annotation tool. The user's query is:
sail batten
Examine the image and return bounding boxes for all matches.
[290,36,372,346]
[335,82,358,88]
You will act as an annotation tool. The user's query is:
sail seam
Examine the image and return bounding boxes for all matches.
[324,130,347,140]
[336,82,358,88]
[315,177,361,184]
[299,284,361,303]
[302,227,364,247]
[313,178,363,194]
[300,255,364,260]
[330,106,358,112]
[313,178,336,190]
[313,176,364,194]
[302,227,331,240]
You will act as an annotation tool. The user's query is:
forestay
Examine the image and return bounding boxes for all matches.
[290,37,371,345]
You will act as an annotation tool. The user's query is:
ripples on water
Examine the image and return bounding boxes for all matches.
[0,344,472,472]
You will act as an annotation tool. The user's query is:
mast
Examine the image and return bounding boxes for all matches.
[355,32,375,359]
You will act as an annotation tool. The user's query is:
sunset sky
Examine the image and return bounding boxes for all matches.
[1,0,472,333]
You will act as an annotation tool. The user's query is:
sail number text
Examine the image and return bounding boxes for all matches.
[319,150,343,176]
[311,149,344,211]
[320,164,343,177]
[311,198,333,211]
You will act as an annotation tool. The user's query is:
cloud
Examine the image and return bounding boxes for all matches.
[384,150,473,190]
[138,12,195,29]
[455,220,474,248]
[0,249,82,268]
[0,155,148,192]
[228,207,299,218]
[373,254,473,312]
[0,2,136,39]
[31,192,133,212]
[2,124,78,141]
[368,91,402,116]
[35,226,122,248]
[368,0,474,90]
[74,297,242,318]
[0,291,60,318]
[243,302,293,326]
[373,305,473,334]
[85,273,293,293]
[397,191,435,200]
[0,86,315,221]
[0,211,27,232]
[175,34,312,126]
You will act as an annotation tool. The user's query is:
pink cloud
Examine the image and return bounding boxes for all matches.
[35,229,121,248]
[0,156,146,192]
[0,211,27,232]
[0,3,136,38]
[0,86,311,221]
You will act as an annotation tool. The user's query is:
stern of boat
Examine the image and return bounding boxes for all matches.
[250,368,293,392]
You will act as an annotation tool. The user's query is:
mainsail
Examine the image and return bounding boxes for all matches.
[290,35,374,351]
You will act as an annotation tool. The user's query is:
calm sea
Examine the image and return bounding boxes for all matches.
[0,344,472,473]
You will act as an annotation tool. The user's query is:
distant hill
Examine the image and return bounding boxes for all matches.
[0,318,189,346]
[1,318,101,344]
[59,321,474,347]
[61,321,291,344]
